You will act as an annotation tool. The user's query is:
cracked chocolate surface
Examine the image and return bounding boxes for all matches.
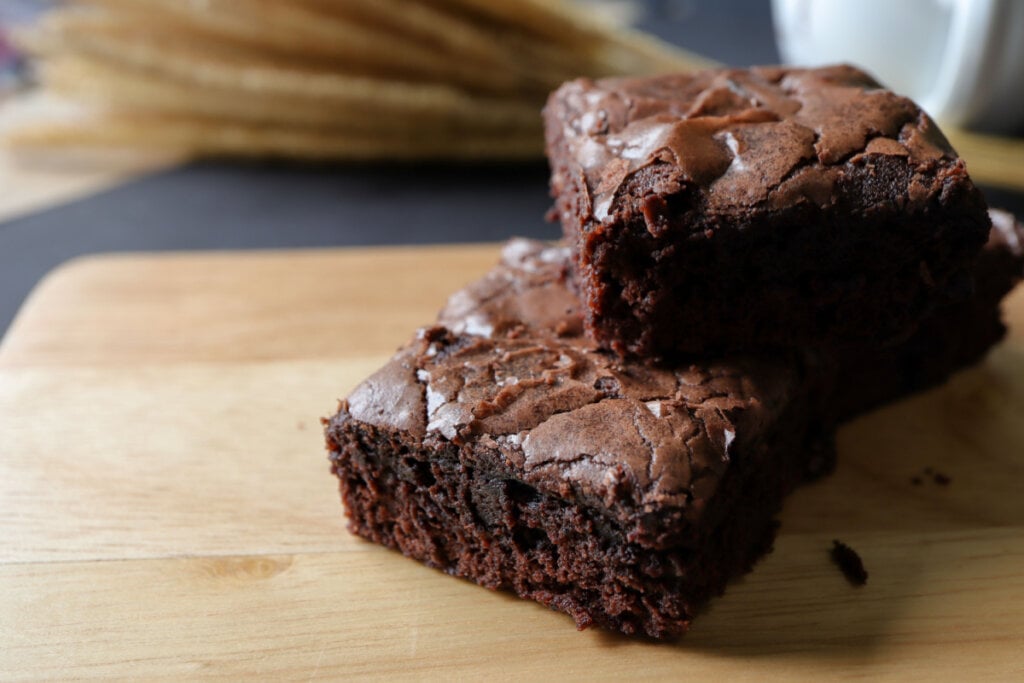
[343,240,796,525]
[548,64,955,221]
[989,208,1024,259]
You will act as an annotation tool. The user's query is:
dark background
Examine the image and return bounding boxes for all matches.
[1,0,1021,334]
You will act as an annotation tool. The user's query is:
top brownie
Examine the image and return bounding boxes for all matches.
[544,64,991,359]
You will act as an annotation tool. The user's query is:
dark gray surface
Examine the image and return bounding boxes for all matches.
[0,161,556,336]
[1,0,1021,335]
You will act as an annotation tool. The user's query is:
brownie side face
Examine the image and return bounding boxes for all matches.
[834,209,1024,418]
[544,65,992,360]
[327,245,831,638]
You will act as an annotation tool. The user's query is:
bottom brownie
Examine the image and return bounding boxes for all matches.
[326,210,1023,639]
[327,325,830,639]
[335,388,827,637]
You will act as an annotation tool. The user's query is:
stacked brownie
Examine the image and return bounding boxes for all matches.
[544,65,992,360]
[326,65,1023,639]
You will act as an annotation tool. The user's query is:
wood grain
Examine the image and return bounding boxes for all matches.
[3,530,1022,681]
[2,246,1023,680]
[0,360,376,564]
[0,245,498,366]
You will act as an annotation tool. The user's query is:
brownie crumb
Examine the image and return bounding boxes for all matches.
[831,540,868,586]
[914,467,951,486]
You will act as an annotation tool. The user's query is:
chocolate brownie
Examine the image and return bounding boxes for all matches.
[326,215,1022,638]
[834,209,1024,418]
[327,242,832,639]
[544,65,992,360]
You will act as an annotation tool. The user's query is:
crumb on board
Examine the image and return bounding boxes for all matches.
[831,540,868,586]
[912,467,951,486]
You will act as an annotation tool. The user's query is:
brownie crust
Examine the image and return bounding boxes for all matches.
[544,65,992,359]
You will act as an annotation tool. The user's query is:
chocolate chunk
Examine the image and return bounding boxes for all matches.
[831,540,868,586]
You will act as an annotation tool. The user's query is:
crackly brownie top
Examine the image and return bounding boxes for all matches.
[988,209,1024,258]
[343,240,797,520]
[546,64,963,220]
[977,209,1024,298]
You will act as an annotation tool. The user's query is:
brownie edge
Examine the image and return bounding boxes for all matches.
[544,64,992,359]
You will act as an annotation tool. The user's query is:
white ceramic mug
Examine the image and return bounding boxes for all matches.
[772,0,1024,133]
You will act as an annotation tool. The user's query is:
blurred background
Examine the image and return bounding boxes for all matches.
[1,0,1022,335]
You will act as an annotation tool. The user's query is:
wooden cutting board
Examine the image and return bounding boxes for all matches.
[3,245,1024,681]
